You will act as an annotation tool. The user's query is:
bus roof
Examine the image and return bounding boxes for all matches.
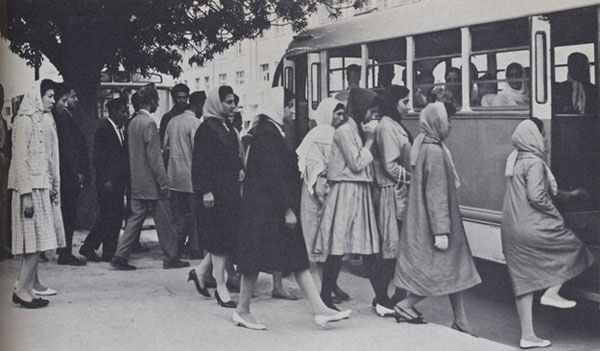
[285,0,600,57]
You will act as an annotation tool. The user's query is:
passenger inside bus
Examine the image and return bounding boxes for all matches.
[334,64,361,102]
[414,70,434,108]
[443,67,462,107]
[377,64,395,89]
[477,73,498,107]
[491,62,530,107]
[554,52,597,115]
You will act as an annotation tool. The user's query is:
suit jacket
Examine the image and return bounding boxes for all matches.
[54,107,89,189]
[94,118,128,191]
[554,80,598,115]
[128,110,168,200]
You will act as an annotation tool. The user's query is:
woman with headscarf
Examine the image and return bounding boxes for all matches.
[296,97,350,303]
[492,62,530,107]
[501,118,594,349]
[234,88,351,330]
[315,87,385,312]
[8,79,64,308]
[189,86,243,308]
[393,100,481,333]
[370,85,413,316]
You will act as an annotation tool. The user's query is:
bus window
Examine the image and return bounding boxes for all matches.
[469,18,530,110]
[414,29,461,110]
[367,37,407,92]
[328,53,363,97]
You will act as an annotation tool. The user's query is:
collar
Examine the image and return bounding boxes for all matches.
[139,109,151,117]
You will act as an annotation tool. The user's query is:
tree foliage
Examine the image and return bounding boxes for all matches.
[0,0,363,86]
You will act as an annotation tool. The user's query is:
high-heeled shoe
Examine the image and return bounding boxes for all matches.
[451,322,477,337]
[12,293,49,309]
[232,312,267,330]
[519,339,551,349]
[393,305,426,324]
[215,291,236,308]
[187,269,210,297]
[375,303,396,317]
[314,309,352,328]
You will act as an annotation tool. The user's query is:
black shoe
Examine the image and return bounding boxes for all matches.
[163,259,190,269]
[111,256,136,271]
[12,293,49,309]
[57,254,87,266]
[215,291,236,308]
[39,252,49,262]
[187,269,210,297]
[132,243,150,253]
[320,293,340,312]
[333,286,351,301]
[79,247,101,262]
[101,254,114,262]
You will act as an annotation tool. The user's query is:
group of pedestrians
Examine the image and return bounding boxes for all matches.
[3,74,596,348]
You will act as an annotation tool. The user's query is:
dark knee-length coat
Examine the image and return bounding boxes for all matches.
[237,119,309,274]
[192,117,243,255]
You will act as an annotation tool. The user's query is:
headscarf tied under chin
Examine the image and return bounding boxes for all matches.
[202,88,226,120]
[252,87,286,128]
[17,80,46,119]
[505,119,557,196]
[296,98,343,193]
[410,102,461,189]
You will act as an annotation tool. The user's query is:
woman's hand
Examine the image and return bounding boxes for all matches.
[22,193,34,218]
[315,176,329,203]
[434,234,449,251]
[49,189,59,203]
[285,208,297,230]
[362,120,378,141]
[238,169,245,182]
[203,192,215,208]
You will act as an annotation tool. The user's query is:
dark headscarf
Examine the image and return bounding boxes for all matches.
[346,87,383,141]
[381,85,413,143]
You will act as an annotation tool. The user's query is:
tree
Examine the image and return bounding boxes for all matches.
[0,0,363,226]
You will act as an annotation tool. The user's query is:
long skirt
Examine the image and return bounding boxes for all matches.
[300,184,327,262]
[314,181,380,256]
[11,189,63,255]
[376,185,400,259]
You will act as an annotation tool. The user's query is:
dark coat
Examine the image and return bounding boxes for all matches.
[94,118,129,191]
[192,117,243,254]
[554,81,597,115]
[237,120,309,274]
[54,108,89,190]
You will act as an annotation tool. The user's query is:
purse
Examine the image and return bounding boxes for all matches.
[394,168,409,221]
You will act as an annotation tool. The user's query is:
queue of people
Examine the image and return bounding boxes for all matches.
[2,52,596,346]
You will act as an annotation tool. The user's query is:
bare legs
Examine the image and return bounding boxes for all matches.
[272,271,297,299]
[237,272,259,323]
[14,252,40,301]
[212,253,231,302]
[449,292,473,334]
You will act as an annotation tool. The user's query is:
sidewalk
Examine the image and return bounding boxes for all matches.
[0,229,513,351]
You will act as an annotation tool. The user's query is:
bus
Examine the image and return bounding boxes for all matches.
[273,0,600,303]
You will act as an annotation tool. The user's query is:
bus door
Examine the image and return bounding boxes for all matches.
[547,7,600,299]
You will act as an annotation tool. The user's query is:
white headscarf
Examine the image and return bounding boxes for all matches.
[505,119,557,196]
[202,87,227,120]
[296,98,343,192]
[253,87,286,128]
[17,80,46,118]
[410,102,461,189]
[493,63,530,107]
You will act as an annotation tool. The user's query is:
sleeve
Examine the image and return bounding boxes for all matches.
[377,127,407,181]
[335,126,373,173]
[304,142,328,191]
[192,125,217,195]
[143,122,169,192]
[525,160,556,216]
[423,146,451,236]
[10,118,33,195]
[162,124,170,150]
[49,123,61,193]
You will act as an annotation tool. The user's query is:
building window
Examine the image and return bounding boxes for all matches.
[218,73,228,86]
[236,71,245,85]
[204,76,210,90]
[236,42,243,55]
[260,64,270,83]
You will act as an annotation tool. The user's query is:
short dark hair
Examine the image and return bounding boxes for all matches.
[131,92,141,111]
[234,94,240,106]
[55,82,72,99]
[189,91,206,106]
[346,64,361,75]
[170,83,190,98]
[284,88,295,106]
[106,97,128,114]
[138,83,158,105]
[218,85,234,102]
[40,79,56,97]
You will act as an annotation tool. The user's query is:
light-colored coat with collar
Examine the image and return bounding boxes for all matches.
[127,110,168,200]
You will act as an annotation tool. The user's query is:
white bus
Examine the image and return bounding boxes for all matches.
[273,0,600,303]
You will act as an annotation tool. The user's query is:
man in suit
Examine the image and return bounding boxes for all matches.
[79,98,129,262]
[164,91,205,259]
[54,83,89,266]
[111,83,189,270]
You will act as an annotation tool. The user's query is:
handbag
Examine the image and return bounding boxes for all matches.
[394,168,409,221]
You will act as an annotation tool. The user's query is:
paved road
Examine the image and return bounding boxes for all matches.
[0,229,597,350]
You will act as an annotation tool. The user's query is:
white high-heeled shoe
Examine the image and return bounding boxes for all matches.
[540,294,576,309]
[519,338,551,349]
[232,312,267,330]
[314,309,352,328]
[375,304,395,317]
[33,288,57,296]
